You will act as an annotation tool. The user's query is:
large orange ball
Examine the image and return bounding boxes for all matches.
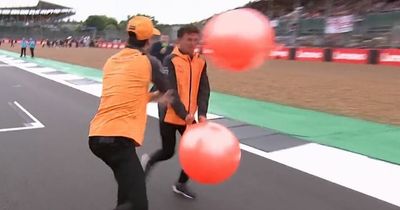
[179,122,241,184]
[202,8,275,71]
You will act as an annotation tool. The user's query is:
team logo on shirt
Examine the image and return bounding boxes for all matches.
[161,66,169,75]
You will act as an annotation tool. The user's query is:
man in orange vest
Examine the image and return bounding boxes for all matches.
[88,16,175,210]
[142,24,210,199]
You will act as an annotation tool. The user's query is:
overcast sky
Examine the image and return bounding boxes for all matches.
[0,0,253,24]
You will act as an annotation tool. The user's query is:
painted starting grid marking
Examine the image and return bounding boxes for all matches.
[0,56,103,97]
[0,55,399,207]
[0,101,45,133]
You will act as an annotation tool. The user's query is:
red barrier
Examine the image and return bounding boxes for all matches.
[332,48,368,64]
[96,42,124,49]
[295,48,324,61]
[379,49,400,67]
[91,43,400,68]
[271,48,289,60]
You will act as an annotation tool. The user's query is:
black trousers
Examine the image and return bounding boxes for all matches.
[20,47,26,57]
[147,121,191,183]
[89,136,148,210]
[30,48,34,57]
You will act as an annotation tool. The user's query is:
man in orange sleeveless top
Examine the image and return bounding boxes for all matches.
[142,25,211,200]
[88,16,173,210]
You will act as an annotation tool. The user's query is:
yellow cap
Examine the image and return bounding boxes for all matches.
[127,16,160,40]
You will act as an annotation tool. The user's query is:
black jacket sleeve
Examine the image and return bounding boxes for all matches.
[163,55,188,120]
[197,62,210,117]
[149,42,161,60]
[147,55,169,93]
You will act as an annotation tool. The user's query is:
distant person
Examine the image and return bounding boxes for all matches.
[150,35,173,62]
[20,38,27,57]
[149,35,174,92]
[11,39,15,48]
[29,38,36,58]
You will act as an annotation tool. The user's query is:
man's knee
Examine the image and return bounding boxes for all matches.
[165,148,175,159]
[160,147,175,160]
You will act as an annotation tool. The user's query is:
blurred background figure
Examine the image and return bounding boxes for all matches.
[29,38,36,58]
[20,38,27,57]
[150,35,173,62]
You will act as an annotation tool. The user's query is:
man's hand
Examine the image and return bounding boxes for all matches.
[199,116,207,123]
[185,114,195,125]
[160,47,167,54]
[150,90,174,105]
[158,90,174,105]
[149,91,160,102]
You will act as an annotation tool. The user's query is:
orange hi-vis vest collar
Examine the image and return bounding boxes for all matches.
[89,48,152,145]
[164,47,206,125]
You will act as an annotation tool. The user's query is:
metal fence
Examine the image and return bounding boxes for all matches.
[275,10,400,48]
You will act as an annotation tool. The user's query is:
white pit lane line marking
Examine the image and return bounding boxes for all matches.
[0,101,45,133]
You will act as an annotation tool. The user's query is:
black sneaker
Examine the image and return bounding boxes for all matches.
[140,153,151,180]
[114,202,133,210]
[172,183,196,199]
[140,154,149,170]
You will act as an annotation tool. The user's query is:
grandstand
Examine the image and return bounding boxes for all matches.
[0,1,76,40]
[240,0,400,48]
[0,1,75,25]
[3,0,400,48]
[165,0,400,48]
